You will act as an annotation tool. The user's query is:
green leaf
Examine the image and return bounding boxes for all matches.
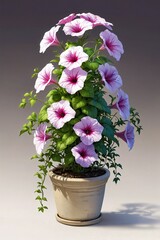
[30,99,36,107]
[62,132,72,141]
[84,47,94,57]
[53,68,63,76]
[35,173,42,179]
[60,124,72,133]
[81,105,97,118]
[24,92,30,97]
[48,95,60,104]
[95,56,111,64]
[47,90,61,103]
[19,98,27,108]
[52,154,61,162]
[19,102,26,108]
[61,95,71,101]
[36,196,42,200]
[64,153,74,166]
[42,197,47,201]
[65,42,77,49]
[38,207,44,212]
[83,61,99,71]
[65,134,78,145]
[31,155,39,159]
[69,116,82,125]
[100,116,112,125]
[34,190,42,194]
[103,125,114,139]
[71,96,87,109]
[27,112,37,121]
[94,141,107,156]
[57,141,67,151]
[80,82,94,98]
[38,105,48,123]
[19,127,28,136]
[46,89,58,98]
[89,98,111,114]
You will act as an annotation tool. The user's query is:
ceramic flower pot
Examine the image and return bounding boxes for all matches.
[49,168,110,226]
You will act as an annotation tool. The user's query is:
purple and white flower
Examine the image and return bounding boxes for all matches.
[33,124,51,155]
[98,63,122,93]
[111,89,130,120]
[63,18,93,37]
[59,46,88,70]
[71,142,98,168]
[100,29,124,61]
[47,100,76,129]
[57,13,76,25]
[73,116,104,145]
[115,122,135,150]
[59,67,87,94]
[77,12,113,29]
[34,63,57,93]
[40,25,60,53]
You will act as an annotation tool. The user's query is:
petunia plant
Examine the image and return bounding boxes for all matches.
[19,12,142,212]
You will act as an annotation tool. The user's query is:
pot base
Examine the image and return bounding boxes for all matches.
[56,213,102,226]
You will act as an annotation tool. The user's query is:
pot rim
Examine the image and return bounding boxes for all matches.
[48,167,110,183]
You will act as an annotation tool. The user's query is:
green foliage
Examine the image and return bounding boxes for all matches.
[34,154,54,212]
[46,89,61,103]
[71,96,87,109]
[19,98,26,108]
[38,105,49,123]
[19,91,37,108]
[31,68,39,78]
[81,105,98,118]
[89,98,111,114]
[95,56,111,65]
[104,139,122,183]
[94,140,107,156]
[84,47,94,57]
[83,61,99,71]
[80,81,94,98]
[130,107,143,134]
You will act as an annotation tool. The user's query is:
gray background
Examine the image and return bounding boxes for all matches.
[1,0,160,239]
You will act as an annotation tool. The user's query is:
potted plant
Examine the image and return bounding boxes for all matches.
[19,12,142,226]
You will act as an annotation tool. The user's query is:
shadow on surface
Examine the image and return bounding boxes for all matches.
[98,203,160,228]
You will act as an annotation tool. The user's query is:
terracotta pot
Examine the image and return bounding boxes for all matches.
[49,168,110,226]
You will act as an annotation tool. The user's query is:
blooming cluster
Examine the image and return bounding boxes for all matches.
[20,12,142,178]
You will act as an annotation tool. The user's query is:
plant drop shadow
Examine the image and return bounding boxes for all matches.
[97,203,160,229]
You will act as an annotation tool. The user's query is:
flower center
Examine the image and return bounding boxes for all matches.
[43,72,50,83]
[68,53,78,63]
[79,149,87,158]
[118,97,126,109]
[72,25,83,33]
[106,40,114,51]
[83,126,93,135]
[55,108,66,118]
[105,72,114,84]
[69,76,78,84]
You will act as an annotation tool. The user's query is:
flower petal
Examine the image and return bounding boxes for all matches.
[71,142,98,167]
[98,63,122,93]
[100,29,124,61]
[40,25,60,53]
[34,63,56,93]
[59,46,88,70]
[73,116,104,145]
[59,67,87,94]
[63,18,93,37]
[47,100,76,129]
